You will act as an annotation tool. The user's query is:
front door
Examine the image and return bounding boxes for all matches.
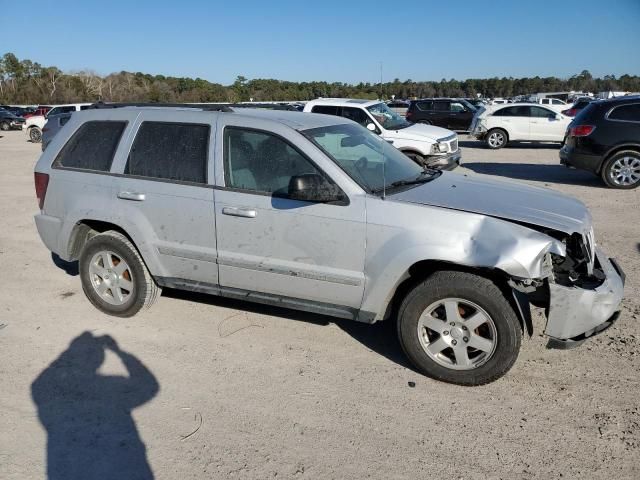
[529,106,566,141]
[213,120,366,313]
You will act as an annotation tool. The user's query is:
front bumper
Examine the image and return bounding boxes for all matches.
[545,247,625,346]
[425,150,461,171]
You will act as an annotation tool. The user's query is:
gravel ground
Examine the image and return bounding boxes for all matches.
[0,130,638,479]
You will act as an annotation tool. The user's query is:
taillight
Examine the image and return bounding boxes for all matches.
[406,110,413,119]
[34,172,49,210]
[568,125,595,137]
[562,108,577,117]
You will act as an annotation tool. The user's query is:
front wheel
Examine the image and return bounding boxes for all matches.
[79,231,161,317]
[601,150,640,189]
[397,271,522,386]
[486,128,507,149]
[29,127,42,143]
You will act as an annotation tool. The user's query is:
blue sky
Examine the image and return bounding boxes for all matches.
[1,0,639,84]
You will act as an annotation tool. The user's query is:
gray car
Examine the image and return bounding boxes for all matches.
[33,105,625,385]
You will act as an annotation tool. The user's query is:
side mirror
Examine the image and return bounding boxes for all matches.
[555,113,562,120]
[366,123,377,132]
[288,173,344,203]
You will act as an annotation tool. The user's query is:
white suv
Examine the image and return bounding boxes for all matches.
[470,103,572,149]
[304,99,461,169]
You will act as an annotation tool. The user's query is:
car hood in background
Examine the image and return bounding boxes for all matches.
[390,172,591,234]
[384,123,454,143]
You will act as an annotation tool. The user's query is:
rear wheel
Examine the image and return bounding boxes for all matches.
[397,271,521,386]
[29,127,42,143]
[79,231,160,317]
[601,150,640,189]
[486,128,507,149]
[0,121,10,131]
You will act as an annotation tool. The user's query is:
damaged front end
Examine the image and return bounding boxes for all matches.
[512,227,625,349]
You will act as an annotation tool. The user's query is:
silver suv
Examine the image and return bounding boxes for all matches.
[33,105,625,385]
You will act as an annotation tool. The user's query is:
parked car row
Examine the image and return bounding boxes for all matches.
[33,103,625,386]
[0,107,27,131]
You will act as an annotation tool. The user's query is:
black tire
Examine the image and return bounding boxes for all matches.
[600,150,640,189]
[418,120,432,125]
[485,128,508,149]
[403,151,426,166]
[397,271,522,386]
[29,127,42,143]
[79,231,161,317]
[0,121,10,131]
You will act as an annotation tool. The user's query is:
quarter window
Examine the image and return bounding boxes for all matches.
[125,122,209,184]
[224,127,326,196]
[54,121,126,171]
[608,104,640,122]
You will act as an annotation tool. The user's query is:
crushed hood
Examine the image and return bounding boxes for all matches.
[390,172,591,234]
[384,123,453,143]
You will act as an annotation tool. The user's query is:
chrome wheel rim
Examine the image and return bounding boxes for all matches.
[488,131,504,147]
[609,156,640,186]
[30,128,41,142]
[89,250,134,306]
[417,298,498,370]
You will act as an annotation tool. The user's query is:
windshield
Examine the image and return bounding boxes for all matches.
[366,102,411,130]
[302,123,430,194]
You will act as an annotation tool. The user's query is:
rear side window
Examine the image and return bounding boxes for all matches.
[417,101,433,111]
[493,106,530,117]
[433,101,449,111]
[54,121,126,171]
[125,122,209,184]
[608,104,640,122]
[311,105,339,115]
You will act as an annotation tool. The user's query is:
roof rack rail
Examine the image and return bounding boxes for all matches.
[85,102,234,112]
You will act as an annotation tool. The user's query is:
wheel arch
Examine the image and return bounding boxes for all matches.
[599,144,640,174]
[375,259,533,337]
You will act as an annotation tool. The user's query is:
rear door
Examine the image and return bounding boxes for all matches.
[530,106,565,141]
[492,106,530,140]
[110,110,219,284]
[449,101,472,130]
[213,116,366,312]
[432,100,450,128]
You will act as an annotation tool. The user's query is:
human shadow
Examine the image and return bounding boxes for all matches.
[31,332,159,480]
[463,162,604,187]
[164,289,415,371]
[51,253,79,276]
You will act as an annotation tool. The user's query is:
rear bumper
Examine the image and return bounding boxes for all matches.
[545,247,625,346]
[34,213,64,257]
[559,145,602,173]
[425,150,461,170]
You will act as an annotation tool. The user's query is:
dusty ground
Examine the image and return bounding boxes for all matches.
[0,130,638,479]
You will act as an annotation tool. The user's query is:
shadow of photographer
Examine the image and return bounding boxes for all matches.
[31,332,159,480]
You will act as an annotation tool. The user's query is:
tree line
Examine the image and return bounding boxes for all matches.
[1,52,639,105]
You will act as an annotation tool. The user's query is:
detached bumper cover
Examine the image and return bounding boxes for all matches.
[545,247,624,341]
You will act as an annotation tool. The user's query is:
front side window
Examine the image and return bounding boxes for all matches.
[125,122,209,184]
[303,123,428,193]
[366,102,411,130]
[224,127,326,196]
[54,121,126,171]
[530,106,556,119]
[450,102,466,113]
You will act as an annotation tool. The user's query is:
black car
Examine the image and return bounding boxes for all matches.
[561,97,594,117]
[0,108,27,131]
[406,98,476,131]
[560,96,640,189]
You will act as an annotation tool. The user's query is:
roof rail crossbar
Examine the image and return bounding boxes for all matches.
[86,102,233,112]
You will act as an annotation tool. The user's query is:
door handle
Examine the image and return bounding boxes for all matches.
[222,207,257,218]
[117,191,146,201]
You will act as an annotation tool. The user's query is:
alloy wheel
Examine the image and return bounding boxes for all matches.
[609,156,640,186]
[88,250,134,306]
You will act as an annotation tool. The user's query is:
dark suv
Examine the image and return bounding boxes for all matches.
[560,96,640,189]
[406,98,476,131]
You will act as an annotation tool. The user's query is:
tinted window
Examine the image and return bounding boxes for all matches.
[341,107,371,127]
[54,121,126,171]
[434,101,449,111]
[450,102,466,112]
[608,104,640,122]
[311,105,339,115]
[551,99,564,105]
[530,106,556,118]
[224,128,325,196]
[125,122,209,184]
[417,101,433,111]
[493,106,530,117]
